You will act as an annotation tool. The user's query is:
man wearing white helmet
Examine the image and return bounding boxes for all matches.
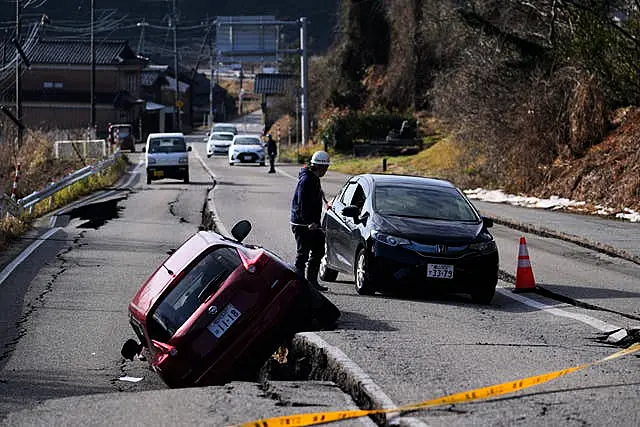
[290,150,331,291]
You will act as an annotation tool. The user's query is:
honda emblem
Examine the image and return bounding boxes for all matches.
[436,244,447,254]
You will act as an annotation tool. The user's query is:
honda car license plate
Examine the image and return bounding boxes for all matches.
[208,304,241,338]
[427,264,453,279]
[153,170,164,177]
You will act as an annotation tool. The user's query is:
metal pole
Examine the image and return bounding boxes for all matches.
[295,91,299,143]
[208,41,213,127]
[2,30,6,68]
[90,0,96,130]
[172,0,180,130]
[299,17,309,146]
[15,0,22,147]
[275,25,280,70]
[137,20,146,54]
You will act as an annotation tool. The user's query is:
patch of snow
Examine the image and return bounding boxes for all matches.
[464,188,640,223]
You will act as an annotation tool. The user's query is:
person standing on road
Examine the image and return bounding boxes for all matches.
[266,134,277,173]
[290,151,332,292]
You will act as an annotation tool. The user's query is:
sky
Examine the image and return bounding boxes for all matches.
[464,188,640,223]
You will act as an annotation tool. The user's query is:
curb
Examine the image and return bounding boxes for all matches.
[289,333,428,427]
[489,215,640,266]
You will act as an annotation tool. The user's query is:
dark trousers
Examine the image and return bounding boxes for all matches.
[292,226,325,282]
[268,154,276,172]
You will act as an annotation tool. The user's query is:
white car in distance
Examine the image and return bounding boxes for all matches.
[228,134,266,166]
[203,123,239,141]
[207,132,235,157]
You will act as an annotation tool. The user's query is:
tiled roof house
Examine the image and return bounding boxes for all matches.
[21,39,147,131]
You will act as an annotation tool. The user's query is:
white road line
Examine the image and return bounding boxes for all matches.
[0,227,61,286]
[277,167,298,181]
[6,161,145,287]
[497,288,621,333]
[126,161,145,187]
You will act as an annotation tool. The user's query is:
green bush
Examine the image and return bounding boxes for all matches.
[318,111,416,152]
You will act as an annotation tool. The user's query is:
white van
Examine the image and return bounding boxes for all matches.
[144,132,191,184]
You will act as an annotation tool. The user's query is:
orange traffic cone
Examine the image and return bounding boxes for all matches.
[513,236,536,292]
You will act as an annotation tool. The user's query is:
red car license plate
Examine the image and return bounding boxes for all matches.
[207,304,242,338]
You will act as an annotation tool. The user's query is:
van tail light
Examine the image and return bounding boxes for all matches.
[239,250,269,273]
[151,339,178,365]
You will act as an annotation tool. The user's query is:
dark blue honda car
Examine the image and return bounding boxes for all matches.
[320,174,499,303]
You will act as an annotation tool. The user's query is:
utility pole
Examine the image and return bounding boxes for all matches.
[90,0,96,131]
[137,19,147,55]
[171,0,180,130]
[2,30,7,69]
[299,17,309,146]
[15,0,22,147]
[208,38,214,127]
[189,17,212,129]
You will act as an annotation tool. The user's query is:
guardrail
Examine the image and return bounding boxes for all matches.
[10,151,123,216]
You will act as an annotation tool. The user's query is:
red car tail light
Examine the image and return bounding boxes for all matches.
[239,249,269,273]
[152,339,178,365]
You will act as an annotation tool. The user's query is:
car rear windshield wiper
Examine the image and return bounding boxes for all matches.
[197,271,226,303]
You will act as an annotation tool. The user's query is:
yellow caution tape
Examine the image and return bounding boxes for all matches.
[234,343,640,427]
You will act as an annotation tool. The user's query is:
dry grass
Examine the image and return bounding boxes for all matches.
[29,156,128,218]
[277,135,474,188]
[0,215,32,252]
[0,135,128,254]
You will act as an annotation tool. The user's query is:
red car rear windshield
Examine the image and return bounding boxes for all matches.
[148,246,241,341]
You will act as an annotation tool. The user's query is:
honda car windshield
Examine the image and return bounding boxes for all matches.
[374,185,479,222]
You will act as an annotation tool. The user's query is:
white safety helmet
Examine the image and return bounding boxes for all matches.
[310,150,331,166]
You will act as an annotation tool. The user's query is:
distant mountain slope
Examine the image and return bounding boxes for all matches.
[1,0,338,53]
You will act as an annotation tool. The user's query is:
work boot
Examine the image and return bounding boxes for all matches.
[307,267,328,291]
[309,280,329,292]
[307,272,329,292]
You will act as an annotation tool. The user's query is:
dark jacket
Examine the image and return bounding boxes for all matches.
[266,137,277,156]
[290,167,322,226]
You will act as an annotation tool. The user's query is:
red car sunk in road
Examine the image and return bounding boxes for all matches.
[121,220,339,388]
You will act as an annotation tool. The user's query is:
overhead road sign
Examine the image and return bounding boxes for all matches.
[215,16,281,63]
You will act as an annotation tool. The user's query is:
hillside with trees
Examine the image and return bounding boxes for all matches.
[309,0,640,211]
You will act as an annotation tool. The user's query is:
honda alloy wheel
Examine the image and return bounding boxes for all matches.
[355,249,375,295]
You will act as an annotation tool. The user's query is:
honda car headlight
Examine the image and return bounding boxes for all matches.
[469,240,497,253]
[372,231,410,246]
